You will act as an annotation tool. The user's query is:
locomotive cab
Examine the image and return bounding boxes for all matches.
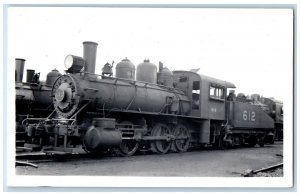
[173,71,200,117]
[173,71,236,145]
[173,71,235,119]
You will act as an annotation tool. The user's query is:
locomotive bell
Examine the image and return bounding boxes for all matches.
[102,62,113,76]
[64,55,85,73]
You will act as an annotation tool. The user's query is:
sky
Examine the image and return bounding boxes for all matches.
[7,7,293,101]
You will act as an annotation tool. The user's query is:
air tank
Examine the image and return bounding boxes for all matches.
[136,59,157,84]
[115,58,135,80]
[46,69,62,86]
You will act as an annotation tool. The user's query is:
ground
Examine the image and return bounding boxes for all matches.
[16,141,283,177]
[253,168,283,177]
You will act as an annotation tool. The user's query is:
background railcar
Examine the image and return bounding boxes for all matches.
[260,97,283,141]
[15,58,61,149]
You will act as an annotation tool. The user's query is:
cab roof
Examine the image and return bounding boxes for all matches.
[173,70,236,88]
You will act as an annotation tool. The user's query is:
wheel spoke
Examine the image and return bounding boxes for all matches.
[173,124,190,152]
[151,123,172,154]
[118,141,139,156]
[117,121,139,156]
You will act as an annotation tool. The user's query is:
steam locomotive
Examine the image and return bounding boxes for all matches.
[15,59,61,148]
[17,41,283,155]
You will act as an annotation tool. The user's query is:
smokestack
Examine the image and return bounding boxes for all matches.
[83,41,98,74]
[15,58,26,82]
[26,69,35,83]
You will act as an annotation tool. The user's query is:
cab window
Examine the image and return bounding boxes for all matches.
[210,85,224,100]
[179,76,188,82]
[192,81,200,109]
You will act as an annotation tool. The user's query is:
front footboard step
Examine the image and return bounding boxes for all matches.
[44,147,82,154]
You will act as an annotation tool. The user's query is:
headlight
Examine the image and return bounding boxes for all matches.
[64,55,85,73]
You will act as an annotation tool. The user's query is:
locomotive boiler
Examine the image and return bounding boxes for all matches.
[20,41,281,156]
[47,41,190,154]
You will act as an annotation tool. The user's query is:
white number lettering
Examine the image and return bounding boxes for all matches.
[243,111,247,120]
[211,108,217,112]
[251,112,255,121]
[243,111,256,121]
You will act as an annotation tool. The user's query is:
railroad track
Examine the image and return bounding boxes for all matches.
[242,163,283,177]
[15,151,112,168]
[16,143,283,170]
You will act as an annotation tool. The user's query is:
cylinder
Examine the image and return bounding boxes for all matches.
[26,69,35,83]
[15,58,26,82]
[83,126,122,151]
[83,41,98,74]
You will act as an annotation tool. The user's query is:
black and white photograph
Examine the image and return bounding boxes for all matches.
[2,0,295,191]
